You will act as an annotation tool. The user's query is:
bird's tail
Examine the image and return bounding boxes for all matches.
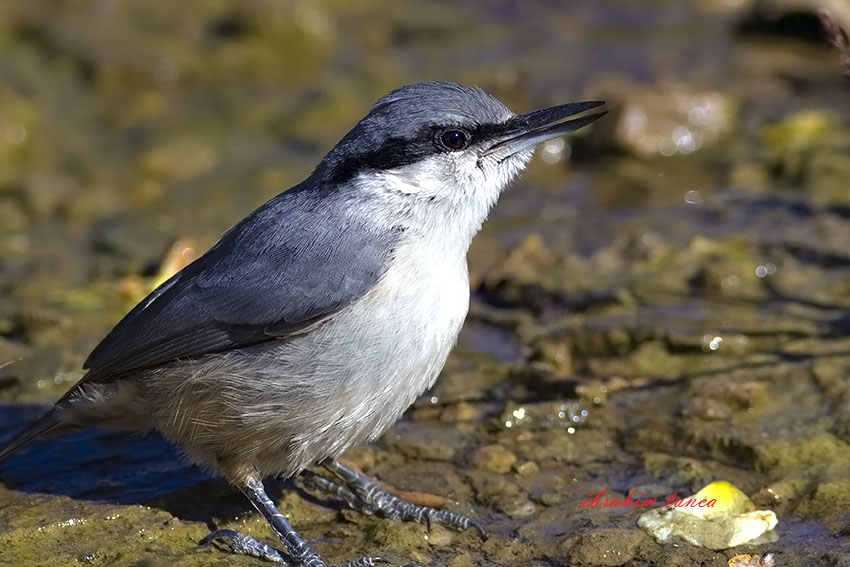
[0,410,64,465]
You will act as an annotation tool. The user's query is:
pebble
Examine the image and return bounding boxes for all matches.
[471,444,518,474]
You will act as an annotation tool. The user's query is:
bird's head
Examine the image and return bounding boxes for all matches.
[316,82,605,235]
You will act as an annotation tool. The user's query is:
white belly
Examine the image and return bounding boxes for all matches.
[147,236,471,478]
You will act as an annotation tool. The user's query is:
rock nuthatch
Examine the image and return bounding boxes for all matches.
[0,82,605,566]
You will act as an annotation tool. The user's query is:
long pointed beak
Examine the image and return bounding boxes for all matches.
[484,100,607,160]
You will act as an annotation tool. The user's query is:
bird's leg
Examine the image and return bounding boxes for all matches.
[319,459,486,538]
[203,477,388,567]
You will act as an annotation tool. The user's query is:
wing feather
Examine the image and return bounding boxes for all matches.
[78,185,398,385]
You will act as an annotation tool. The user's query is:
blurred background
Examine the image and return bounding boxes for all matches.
[0,1,849,566]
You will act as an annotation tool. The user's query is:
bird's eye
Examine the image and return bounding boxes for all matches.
[438,129,471,151]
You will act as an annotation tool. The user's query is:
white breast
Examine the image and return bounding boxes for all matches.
[248,226,472,474]
[344,231,470,422]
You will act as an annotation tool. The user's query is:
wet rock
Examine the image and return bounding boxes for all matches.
[821,550,850,567]
[537,491,562,507]
[369,520,430,555]
[812,355,850,396]
[140,137,219,181]
[89,214,174,277]
[761,110,850,205]
[338,446,378,472]
[6,307,70,344]
[481,536,535,563]
[470,444,517,474]
[386,422,472,462]
[571,326,636,360]
[467,471,529,516]
[513,460,539,477]
[528,337,574,378]
[588,339,693,380]
[408,405,442,423]
[483,233,554,293]
[755,434,849,477]
[593,80,735,158]
[524,469,572,507]
[509,428,614,464]
[683,380,768,420]
[762,110,831,181]
[642,453,713,488]
[795,479,850,521]
[751,478,802,514]
[556,528,643,567]
[446,552,474,567]
[429,350,512,404]
[0,492,211,567]
[438,401,481,423]
[574,376,629,404]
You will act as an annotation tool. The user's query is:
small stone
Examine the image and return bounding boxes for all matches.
[595,80,734,158]
[796,479,850,519]
[728,553,775,567]
[559,529,643,567]
[751,479,800,511]
[540,492,563,507]
[531,338,573,377]
[339,447,376,471]
[447,552,474,567]
[409,406,442,422]
[482,537,534,563]
[507,499,536,518]
[471,444,518,474]
[440,401,479,423]
[388,422,471,462]
[424,525,453,547]
[513,460,539,476]
[483,234,554,289]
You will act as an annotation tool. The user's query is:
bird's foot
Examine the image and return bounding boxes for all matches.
[310,459,486,538]
[202,529,287,563]
[201,528,391,567]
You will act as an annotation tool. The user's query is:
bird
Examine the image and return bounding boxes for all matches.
[0,81,605,567]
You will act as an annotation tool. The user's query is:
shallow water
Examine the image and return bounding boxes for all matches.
[1,1,849,566]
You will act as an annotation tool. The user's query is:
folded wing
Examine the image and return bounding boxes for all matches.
[78,186,398,386]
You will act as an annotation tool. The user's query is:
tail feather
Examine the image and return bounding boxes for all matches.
[0,410,64,465]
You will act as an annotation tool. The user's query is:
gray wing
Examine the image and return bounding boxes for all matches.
[78,185,399,385]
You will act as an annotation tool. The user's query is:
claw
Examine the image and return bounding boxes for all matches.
[200,528,233,547]
[338,557,390,567]
[469,520,487,540]
[201,529,288,563]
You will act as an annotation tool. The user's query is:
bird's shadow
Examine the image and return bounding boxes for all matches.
[0,404,311,524]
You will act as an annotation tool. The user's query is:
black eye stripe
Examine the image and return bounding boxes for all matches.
[321,117,526,186]
[462,118,517,140]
